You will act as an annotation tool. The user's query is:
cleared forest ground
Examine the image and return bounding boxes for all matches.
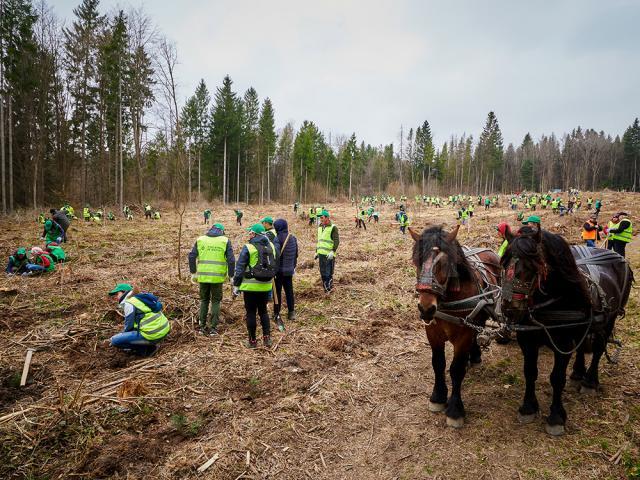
[0,193,639,479]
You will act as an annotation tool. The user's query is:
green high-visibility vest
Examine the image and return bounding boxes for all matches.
[498,240,508,258]
[611,221,632,243]
[195,235,228,283]
[239,242,276,292]
[315,207,322,216]
[47,245,66,263]
[83,207,90,218]
[126,296,170,341]
[309,208,316,218]
[317,225,335,256]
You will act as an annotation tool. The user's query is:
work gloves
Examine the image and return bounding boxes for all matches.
[327,251,335,261]
[232,286,240,297]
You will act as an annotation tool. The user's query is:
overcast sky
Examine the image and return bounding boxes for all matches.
[56,0,640,148]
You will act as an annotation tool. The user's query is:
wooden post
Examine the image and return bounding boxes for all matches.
[20,349,35,387]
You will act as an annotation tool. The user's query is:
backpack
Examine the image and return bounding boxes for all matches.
[248,242,277,281]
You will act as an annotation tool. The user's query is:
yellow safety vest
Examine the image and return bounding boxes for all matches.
[239,242,276,292]
[126,296,170,341]
[611,221,632,243]
[195,235,228,283]
[317,225,335,256]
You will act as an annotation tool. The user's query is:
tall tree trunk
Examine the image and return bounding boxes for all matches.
[0,89,5,215]
[187,148,191,204]
[8,96,12,211]
[348,157,353,200]
[236,151,240,203]
[198,149,201,202]
[222,136,227,205]
[267,147,270,202]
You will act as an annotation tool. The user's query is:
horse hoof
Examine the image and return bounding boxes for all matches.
[446,416,464,428]
[428,401,446,413]
[545,423,565,436]
[517,412,537,424]
[580,385,598,395]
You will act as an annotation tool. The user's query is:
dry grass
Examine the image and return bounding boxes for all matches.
[0,194,639,479]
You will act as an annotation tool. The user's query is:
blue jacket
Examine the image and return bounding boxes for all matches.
[232,234,278,287]
[274,219,298,276]
[121,292,163,332]
[188,226,236,276]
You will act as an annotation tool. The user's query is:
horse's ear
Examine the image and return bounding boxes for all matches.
[505,226,514,243]
[408,227,420,242]
[446,224,460,242]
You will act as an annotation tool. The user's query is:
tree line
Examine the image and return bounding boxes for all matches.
[1,0,639,214]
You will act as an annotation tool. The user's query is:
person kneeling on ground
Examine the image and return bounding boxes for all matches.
[233,224,278,349]
[24,247,55,275]
[45,242,66,263]
[108,283,170,356]
[6,247,29,275]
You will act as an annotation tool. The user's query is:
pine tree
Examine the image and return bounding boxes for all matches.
[258,97,276,202]
[209,75,240,203]
[477,111,504,192]
[182,79,210,201]
[623,118,640,191]
[64,0,105,203]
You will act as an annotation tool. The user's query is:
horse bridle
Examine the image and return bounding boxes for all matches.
[416,247,448,297]
[501,256,539,304]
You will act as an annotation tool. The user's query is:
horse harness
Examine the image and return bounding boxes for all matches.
[418,246,500,332]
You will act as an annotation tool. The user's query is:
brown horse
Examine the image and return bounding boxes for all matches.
[410,225,501,427]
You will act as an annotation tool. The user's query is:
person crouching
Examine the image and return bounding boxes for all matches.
[108,283,170,356]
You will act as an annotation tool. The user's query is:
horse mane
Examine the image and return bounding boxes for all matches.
[505,227,591,308]
[412,226,473,281]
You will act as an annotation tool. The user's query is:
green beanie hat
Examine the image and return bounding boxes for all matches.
[108,283,133,296]
[16,247,26,256]
[260,216,274,225]
[213,223,224,230]
[247,223,266,234]
[45,219,52,229]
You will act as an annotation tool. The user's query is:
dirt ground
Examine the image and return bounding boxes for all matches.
[0,193,639,480]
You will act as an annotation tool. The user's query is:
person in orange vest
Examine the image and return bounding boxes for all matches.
[581,214,602,248]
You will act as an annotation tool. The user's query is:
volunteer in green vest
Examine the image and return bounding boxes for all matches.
[261,216,281,252]
[308,206,316,226]
[315,210,339,293]
[45,242,66,263]
[233,224,279,348]
[83,205,91,221]
[607,212,632,258]
[6,247,29,275]
[108,283,170,356]
[188,223,236,335]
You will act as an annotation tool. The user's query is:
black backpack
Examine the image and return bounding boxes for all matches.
[248,242,277,281]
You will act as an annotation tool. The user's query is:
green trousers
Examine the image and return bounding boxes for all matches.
[199,283,223,329]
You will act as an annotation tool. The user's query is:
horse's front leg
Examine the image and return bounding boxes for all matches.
[546,348,571,436]
[517,332,540,423]
[426,325,448,412]
[581,322,611,393]
[445,329,473,428]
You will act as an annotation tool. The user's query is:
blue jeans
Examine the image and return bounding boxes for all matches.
[585,239,596,248]
[111,330,159,356]
[25,264,46,274]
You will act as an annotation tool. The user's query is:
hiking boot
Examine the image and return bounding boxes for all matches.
[198,326,208,335]
[246,338,258,349]
[287,311,296,321]
[263,335,273,347]
[208,328,218,336]
[275,315,285,332]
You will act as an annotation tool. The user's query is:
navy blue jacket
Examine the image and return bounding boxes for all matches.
[274,219,298,276]
[188,226,236,277]
[232,234,279,287]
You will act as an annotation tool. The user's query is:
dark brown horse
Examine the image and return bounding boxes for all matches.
[501,227,632,435]
[410,225,501,427]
